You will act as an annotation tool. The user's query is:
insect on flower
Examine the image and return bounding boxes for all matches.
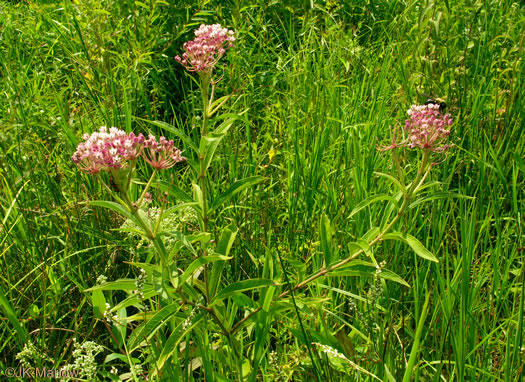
[420,92,447,112]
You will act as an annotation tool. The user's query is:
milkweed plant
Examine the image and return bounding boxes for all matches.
[69,24,455,380]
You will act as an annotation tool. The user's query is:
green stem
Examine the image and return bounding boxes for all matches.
[229,152,431,335]
[137,170,157,208]
[407,150,430,196]
[199,72,212,302]
[393,149,407,196]
[105,170,169,263]
[402,290,431,382]
[96,174,127,207]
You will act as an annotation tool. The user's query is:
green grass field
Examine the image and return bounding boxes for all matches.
[0,0,523,381]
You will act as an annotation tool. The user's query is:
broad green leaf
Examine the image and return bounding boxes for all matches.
[115,307,127,345]
[231,293,257,309]
[127,303,181,352]
[124,262,159,274]
[209,176,263,213]
[168,262,179,289]
[383,232,439,262]
[186,232,212,247]
[161,202,201,220]
[335,328,355,359]
[514,152,525,173]
[209,95,230,110]
[180,255,232,286]
[328,259,375,274]
[211,279,275,306]
[92,290,106,320]
[348,194,398,219]
[262,286,275,312]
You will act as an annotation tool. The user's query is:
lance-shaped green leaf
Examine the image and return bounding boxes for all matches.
[209,224,238,298]
[143,119,199,154]
[153,313,204,376]
[157,181,194,204]
[327,260,410,287]
[180,255,232,286]
[201,115,242,172]
[153,269,169,301]
[161,202,201,220]
[209,176,263,213]
[0,284,28,346]
[409,192,474,209]
[348,194,398,219]
[374,171,405,193]
[211,279,276,306]
[208,95,232,116]
[127,303,182,352]
[319,214,333,265]
[382,232,439,262]
[85,279,141,292]
[104,353,141,365]
[91,201,135,222]
[92,290,106,320]
[111,288,156,313]
[202,131,228,173]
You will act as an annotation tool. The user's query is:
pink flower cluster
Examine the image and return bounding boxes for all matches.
[71,127,145,174]
[143,135,186,170]
[72,127,186,174]
[175,24,235,73]
[405,104,453,152]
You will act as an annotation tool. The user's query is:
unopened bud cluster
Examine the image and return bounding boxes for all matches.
[103,303,122,326]
[182,307,197,330]
[312,342,348,360]
[133,269,147,300]
[61,339,103,381]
